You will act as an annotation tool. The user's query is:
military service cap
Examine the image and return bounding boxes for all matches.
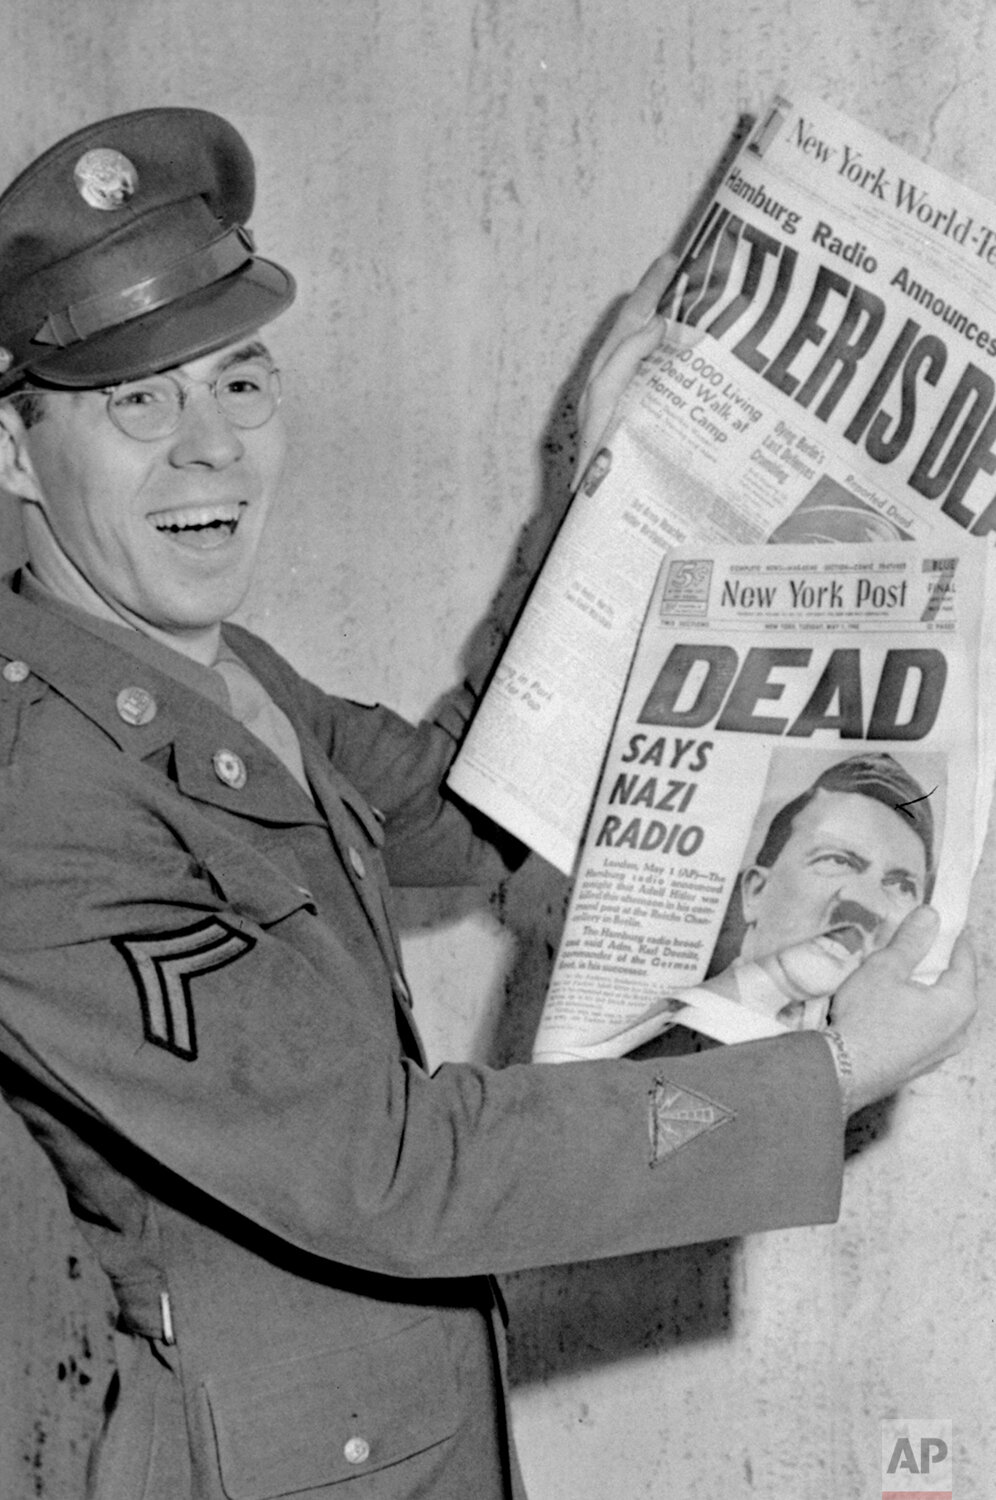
[0,107,295,393]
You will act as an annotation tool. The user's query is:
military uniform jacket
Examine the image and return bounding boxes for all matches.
[0,575,845,1500]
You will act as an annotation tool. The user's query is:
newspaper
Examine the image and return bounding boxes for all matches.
[531,539,996,1062]
[448,90,996,874]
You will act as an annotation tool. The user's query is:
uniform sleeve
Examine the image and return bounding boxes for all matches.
[0,755,843,1282]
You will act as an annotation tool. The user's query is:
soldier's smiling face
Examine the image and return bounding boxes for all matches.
[1,336,286,635]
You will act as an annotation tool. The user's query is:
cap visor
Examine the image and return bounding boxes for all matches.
[23,257,295,387]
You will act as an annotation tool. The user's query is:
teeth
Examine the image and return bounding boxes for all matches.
[151,503,242,531]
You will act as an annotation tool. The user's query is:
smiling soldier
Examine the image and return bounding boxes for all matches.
[0,110,977,1500]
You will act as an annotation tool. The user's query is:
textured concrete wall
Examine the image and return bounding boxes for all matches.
[1,2,994,1496]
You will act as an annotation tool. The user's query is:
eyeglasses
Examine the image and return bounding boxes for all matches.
[101,359,282,442]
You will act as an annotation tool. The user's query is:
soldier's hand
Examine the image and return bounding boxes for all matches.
[831,907,977,1114]
[573,253,679,489]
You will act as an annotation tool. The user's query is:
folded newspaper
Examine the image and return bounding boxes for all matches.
[530,539,996,1061]
[448,89,996,875]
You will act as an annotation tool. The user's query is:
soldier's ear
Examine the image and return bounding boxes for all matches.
[0,401,44,503]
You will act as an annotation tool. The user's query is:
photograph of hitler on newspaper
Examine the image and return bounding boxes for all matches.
[696,745,942,1032]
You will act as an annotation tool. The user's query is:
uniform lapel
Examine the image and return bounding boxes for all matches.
[0,579,422,1055]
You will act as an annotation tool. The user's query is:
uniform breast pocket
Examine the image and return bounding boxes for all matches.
[202,1314,461,1498]
[195,831,320,934]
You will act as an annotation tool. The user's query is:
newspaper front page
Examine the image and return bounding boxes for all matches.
[530,540,996,1062]
[448,91,996,873]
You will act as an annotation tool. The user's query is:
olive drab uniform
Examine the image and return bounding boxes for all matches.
[0,102,846,1500]
[0,572,845,1499]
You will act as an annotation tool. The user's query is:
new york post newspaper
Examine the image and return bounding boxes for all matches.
[448,91,996,876]
[529,541,996,1061]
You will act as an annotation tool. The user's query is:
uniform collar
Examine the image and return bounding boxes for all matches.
[18,567,232,713]
[0,572,328,829]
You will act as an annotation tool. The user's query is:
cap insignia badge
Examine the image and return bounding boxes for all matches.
[73,148,138,211]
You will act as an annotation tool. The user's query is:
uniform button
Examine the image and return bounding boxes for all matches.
[213,749,248,789]
[116,685,157,726]
[2,659,29,684]
[348,846,366,879]
[343,1436,370,1465]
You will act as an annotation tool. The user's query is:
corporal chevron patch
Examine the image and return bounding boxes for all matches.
[649,1078,735,1163]
[114,918,255,1061]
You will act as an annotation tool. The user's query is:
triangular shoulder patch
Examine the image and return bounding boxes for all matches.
[649,1078,735,1163]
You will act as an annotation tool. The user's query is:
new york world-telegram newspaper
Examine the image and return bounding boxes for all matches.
[530,541,996,1061]
[448,91,996,878]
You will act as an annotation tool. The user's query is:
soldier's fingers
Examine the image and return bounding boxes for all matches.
[587,253,677,381]
[943,928,976,983]
[866,905,941,979]
[573,315,668,487]
[925,930,977,1025]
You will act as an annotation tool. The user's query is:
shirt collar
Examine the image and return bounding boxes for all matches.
[19,567,230,714]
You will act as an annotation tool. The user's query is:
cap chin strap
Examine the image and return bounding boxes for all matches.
[0,224,254,377]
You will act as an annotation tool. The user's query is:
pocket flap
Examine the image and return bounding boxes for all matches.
[204,1315,459,1498]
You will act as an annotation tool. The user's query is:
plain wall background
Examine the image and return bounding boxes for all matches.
[0,3,994,1496]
